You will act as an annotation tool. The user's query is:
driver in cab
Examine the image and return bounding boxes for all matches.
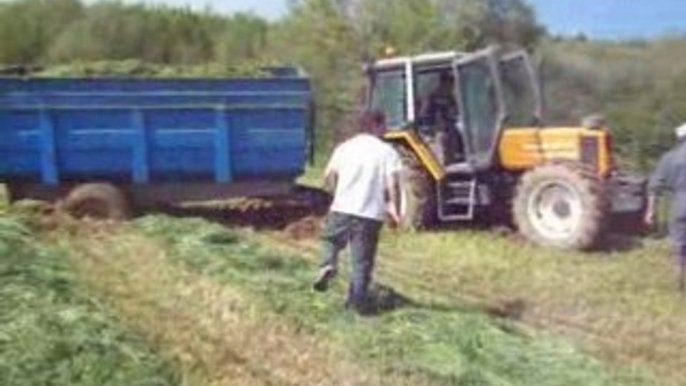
[418,71,461,165]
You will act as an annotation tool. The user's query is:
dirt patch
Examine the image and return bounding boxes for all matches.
[169,187,330,233]
[485,298,528,320]
[284,216,323,240]
[172,201,325,233]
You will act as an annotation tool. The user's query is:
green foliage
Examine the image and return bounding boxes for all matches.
[46,2,212,63]
[539,38,686,171]
[0,214,179,386]
[0,0,270,65]
[135,215,659,386]
[213,13,269,65]
[0,0,83,63]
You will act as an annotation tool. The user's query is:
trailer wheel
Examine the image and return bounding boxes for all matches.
[64,183,131,221]
[396,147,436,230]
[513,162,606,250]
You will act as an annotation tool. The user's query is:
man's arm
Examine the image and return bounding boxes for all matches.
[645,194,658,227]
[645,153,673,226]
[384,147,403,226]
[324,170,338,194]
[322,147,340,195]
[386,171,401,226]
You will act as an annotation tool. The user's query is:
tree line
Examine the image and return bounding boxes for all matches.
[0,0,683,169]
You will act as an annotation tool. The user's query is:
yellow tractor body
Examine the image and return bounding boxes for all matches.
[367,46,645,250]
[499,127,613,177]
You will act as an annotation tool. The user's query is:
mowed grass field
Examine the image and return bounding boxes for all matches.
[56,212,675,386]
[1,183,683,386]
[376,229,681,381]
[0,204,179,386]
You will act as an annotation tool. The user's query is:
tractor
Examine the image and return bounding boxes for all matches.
[366,46,646,250]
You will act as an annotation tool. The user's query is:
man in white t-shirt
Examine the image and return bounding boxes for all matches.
[313,110,402,314]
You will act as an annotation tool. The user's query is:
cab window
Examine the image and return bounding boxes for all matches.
[370,69,406,128]
[414,67,457,126]
[500,55,538,127]
[457,58,500,165]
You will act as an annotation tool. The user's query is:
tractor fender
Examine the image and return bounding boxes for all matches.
[383,131,445,181]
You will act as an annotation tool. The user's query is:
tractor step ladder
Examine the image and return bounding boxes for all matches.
[437,176,478,221]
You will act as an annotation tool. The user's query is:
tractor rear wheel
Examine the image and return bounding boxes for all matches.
[513,162,606,250]
[396,147,436,230]
[63,183,131,221]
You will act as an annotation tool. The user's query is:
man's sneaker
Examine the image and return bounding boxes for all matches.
[313,266,336,292]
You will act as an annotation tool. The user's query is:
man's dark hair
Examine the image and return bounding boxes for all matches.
[358,109,386,137]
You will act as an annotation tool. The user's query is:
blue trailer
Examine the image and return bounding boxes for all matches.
[0,71,314,218]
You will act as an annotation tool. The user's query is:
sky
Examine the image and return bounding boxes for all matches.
[86,0,686,40]
[529,0,686,40]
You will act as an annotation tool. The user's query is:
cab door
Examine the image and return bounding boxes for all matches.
[499,50,542,127]
[453,48,506,170]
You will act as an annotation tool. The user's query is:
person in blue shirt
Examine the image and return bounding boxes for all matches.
[646,123,686,292]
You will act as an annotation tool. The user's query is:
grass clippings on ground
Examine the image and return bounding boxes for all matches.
[62,221,400,386]
[130,215,659,386]
[376,229,682,385]
[0,214,178,386]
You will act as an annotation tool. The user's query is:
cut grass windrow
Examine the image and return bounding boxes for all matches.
[262,230,677,385]
[282,229,684,386]
[0,214,179,386]
[61,221,422,386]
[121,215,659,386]
[375,230,685,386]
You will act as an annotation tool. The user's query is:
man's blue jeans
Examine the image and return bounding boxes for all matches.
[319,212,382,307]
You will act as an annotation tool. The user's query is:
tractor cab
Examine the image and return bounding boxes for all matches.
[365,46,647,251]
[364,46,646,252]
[367,46,541,173]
